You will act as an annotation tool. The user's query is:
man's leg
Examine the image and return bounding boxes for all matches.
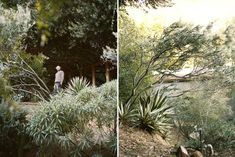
[57,83,62,92]
[53,83,59,94]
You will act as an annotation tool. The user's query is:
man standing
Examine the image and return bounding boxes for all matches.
[54,65,64,93]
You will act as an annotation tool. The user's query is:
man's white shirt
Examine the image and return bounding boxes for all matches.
[55,70,64,84]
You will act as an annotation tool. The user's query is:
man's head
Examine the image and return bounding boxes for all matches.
[56,66,61,71]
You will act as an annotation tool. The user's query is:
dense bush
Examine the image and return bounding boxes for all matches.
[184,119,235,150]
[119,90,174,135]
[0,4,49,102]
[0,101,32,157]
[2,53,49,102]
[27,79,117,157]
[203,120,235,149]
[0,77,12,102]
[175,84,235,151]
[228,85,235,120]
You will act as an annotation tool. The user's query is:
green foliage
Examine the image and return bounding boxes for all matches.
[119,90,174,135]
[175,80,235,150]
[118,102,136,125]
[22,0,117,86]
[0,77,11,101]
[66,77,90,95]
[27,79,117,156]
[119,5,235,156]
[0,4,31,51]
[0,3,48,101]
[228,85,235,118]
[0,101,32,157]
[119,10,157,102]
[186,120,235,150]
[119,8,227,107]
[2,52,48,101]
[20,52,47,78]
[203,120,235,149]
[31,0,117,47]
[0,0,31,9]
[134,91,173,134]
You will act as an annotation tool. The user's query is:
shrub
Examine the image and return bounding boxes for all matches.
[27,79,117,157]
[0,101,32,157]
[119,90,174,135]
[2,53,49,101]
[0,77,12,102]
[227,85,235,120]
[133,90,174,134]
[175,87,235,151]
[118,102,136,125]
[185,119,235,150]
[203,120,235,149]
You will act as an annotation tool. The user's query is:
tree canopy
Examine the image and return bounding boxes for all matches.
[25,0,117,86]
[0,0,117,100]
[119,7,235,105]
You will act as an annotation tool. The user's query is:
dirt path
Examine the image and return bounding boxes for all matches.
[119,126,174,157]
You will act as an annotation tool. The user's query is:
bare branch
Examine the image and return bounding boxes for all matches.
[11,87,44,101]
[17,54,50,92]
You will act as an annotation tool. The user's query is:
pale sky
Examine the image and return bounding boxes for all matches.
[126,0,235,30]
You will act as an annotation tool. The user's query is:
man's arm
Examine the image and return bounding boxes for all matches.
[60,71,64,85]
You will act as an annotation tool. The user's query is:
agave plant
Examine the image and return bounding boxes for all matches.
[66,77,90,95]
[118,102,136,125]
[134,90,174,134]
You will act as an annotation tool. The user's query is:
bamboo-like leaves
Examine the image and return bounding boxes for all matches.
[26,80,117,156]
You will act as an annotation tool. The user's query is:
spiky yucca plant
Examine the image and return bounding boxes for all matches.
[118,102,136,125]
[66,77,90,95]
[134,90,174,134]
